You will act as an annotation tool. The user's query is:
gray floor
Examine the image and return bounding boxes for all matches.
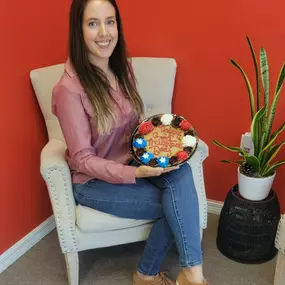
[0,214,277,285]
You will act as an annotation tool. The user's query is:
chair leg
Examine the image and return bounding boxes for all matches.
[64,252,79,285]
[274,252,285,285]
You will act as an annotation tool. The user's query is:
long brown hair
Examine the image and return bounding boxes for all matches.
[69,0,144,133]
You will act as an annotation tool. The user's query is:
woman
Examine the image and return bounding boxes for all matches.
[52,0,209,284]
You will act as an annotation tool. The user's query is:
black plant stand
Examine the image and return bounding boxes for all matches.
[216,184,281,264]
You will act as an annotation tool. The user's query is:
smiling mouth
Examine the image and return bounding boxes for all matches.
[96,40,111,47]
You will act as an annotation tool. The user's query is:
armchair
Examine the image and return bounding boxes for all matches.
[30,57,209,285]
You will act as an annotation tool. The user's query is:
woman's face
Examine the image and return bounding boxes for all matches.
[82,0,118,64]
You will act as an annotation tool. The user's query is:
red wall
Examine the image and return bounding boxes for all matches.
[0,1,70,254]
[117,0,285,210]
[1,0,284,255]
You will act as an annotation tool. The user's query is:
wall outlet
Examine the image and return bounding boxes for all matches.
[240,132,254,155]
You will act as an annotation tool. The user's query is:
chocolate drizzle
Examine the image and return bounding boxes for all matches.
[184,147,193,154]
[151,116,162,126]
[184,130,196,136]
[148,158,158,167]
[134,133,143,139]
[169,156,178,165]
[136,148,146,157]
[172,116,183,128]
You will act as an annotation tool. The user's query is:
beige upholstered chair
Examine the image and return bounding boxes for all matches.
[30,57,209,285]
[274,214,285,285]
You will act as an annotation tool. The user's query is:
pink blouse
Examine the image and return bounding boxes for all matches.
[52,59,139,184]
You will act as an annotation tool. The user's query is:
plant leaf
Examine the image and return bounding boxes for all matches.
[263,63,285,147]
[247,36,261,111]
[274,62,285,98]
[245,155,260,173]
[221,160,245,165]
[260,48,270,121]
[259,131,279,160]
[259,120,284,162]
[250,106,265,156]
[264,84,285,148]
[261,141,285,171]
[230,59,255,119]
[247,36,262,146]
[260,48,270,150]
[261,160,285,177]
[270,122,285,141]
[260,121,285,162]
[260,131,268,154]
[212,140,247,156]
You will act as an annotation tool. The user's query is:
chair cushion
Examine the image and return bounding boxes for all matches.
[75,204,152,233]
[131,57,176,118]
[30,63,66,142]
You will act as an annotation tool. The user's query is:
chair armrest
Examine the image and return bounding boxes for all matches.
[188,139,209,229]
[188,138,209,167]
[41,139,79,253]
[276,215,285,254]
[196,139,209,161]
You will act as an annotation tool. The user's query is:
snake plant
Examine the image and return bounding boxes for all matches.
[213,36,285,177]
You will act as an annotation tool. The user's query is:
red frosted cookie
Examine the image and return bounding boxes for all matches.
[130,114,199,168]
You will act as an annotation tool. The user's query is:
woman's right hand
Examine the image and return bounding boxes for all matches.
[135,165,179,178]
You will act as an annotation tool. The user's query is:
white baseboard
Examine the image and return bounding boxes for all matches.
[0,199,224,274]
[0,215,55,274]
[207,199,224,215]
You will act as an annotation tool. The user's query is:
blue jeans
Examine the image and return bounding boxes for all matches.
[73,163,202,276]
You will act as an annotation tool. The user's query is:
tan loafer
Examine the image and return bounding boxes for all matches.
[133,272,176,285]
[176,271,209,285]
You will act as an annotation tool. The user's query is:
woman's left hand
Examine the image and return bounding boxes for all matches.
[162,166,180,174]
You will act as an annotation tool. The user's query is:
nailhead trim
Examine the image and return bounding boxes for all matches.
[189,147,208,230]
[46,168,79,253]
[197,150,207,229]
[275,215,285,254]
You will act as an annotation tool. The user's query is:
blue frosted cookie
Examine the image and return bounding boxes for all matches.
[133,138,147,149]
[140,152,154,164]
[157,156,169,168]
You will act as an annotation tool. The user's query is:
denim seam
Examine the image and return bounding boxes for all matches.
[146,234,173,251]
[139,244,159,276]
[138,237,174,276]
[162,177,191,266]
[74,191,163,207]
[137,268,155,276]
[181,260,203,268]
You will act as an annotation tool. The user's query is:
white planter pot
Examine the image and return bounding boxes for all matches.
[238,167,276,201]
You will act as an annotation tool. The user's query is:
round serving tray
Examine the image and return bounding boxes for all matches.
[129,113,199,168]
